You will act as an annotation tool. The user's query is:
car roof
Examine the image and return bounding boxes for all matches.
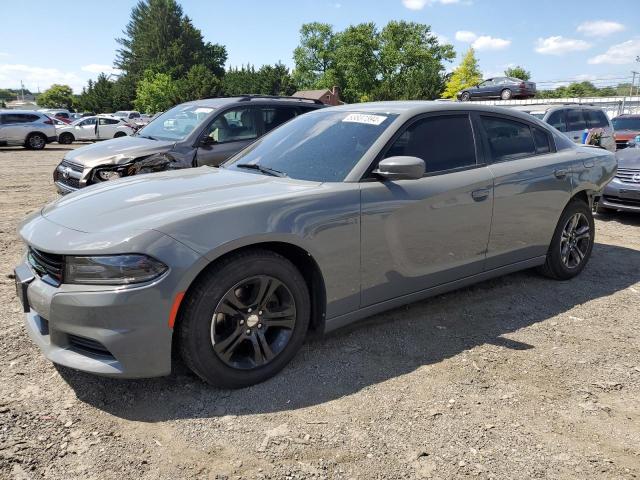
[0,109,45,115]
[613,114,640,118]
[322,101,548,123]
[181,95,326,109]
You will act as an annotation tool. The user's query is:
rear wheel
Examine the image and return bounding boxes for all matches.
[538,199,594,280]
[500,88,512,100]
[25,133,46,150]
[178,249,310,388]
[460,92,470,102]
[58,133,74,144]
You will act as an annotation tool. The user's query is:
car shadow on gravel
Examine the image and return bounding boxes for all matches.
[57,242,640,422]
[595,211,640,226]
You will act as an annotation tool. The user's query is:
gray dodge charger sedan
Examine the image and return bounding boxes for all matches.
[15,102,616,388]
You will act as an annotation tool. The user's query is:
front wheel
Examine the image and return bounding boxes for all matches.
[460,92,470,102]
[500,89,512,100]
[113,132,126,138]
[177,249,310,388]
[58,133,74,144]
[538,200,594,280]
[25,133,46,150]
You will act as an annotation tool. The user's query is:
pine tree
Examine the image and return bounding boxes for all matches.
[442,49,482,99]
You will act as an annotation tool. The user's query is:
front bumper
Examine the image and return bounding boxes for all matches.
[600,177,640,212]
[19,261,175,378]
[17,216,206,378]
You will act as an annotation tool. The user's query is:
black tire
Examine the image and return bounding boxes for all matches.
[25,133,46,150]
[113,132,126,138]
[460,91,470,102]
[58,133,74,144]
[177,249,310,388]
[500,88,512,100]
[538,199,594,280]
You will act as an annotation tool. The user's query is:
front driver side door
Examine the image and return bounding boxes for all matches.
[75,118,97,140]
[360,113,494,307]
[195,107,262,167]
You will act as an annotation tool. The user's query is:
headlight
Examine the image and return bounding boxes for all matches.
[64,254,168,285]
[97,170,122,181]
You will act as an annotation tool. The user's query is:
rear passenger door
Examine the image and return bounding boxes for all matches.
[97,117,120,139]
[359,113,494,306]
[480,115,573,269]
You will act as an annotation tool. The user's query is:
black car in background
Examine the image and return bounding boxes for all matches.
[458,77,537,101]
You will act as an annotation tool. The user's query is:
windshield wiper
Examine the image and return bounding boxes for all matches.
[138,134,158,140]
[236,163,287,178]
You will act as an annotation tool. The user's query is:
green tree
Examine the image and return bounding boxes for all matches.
[292,23,337,89]
[176,64,222,102]
[77,73,116,113]
[222,63,296,96]
[442,49,482,99]
[116,0,227,81]
[333,23,379,103]
[376,21,454,101]
[134,70,178,113]
[37,84,74,108]
[504,66,531,81]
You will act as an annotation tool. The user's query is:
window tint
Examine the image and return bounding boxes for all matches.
[547,110,566,132]
[1,113,39,124]
[481,116,536,161]
[566,109,586,131]
[99,118,120,125]
[130,112,140,118]
[205,108,258,143]
[480,79,494,87]
[79,118,97,126]
[585,109,609,129]
[384,115,476,173]
[532,127,551,154]
[262,107,297,133]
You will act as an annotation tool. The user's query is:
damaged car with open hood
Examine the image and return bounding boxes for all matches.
[53,95,324,194]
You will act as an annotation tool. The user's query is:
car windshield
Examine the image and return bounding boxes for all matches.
[224,110,398,182]
[136,104,215,141]
[612,117,640,130]
[528,112,545,120]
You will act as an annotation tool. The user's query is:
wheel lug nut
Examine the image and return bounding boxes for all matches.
[239,319,244,325]
[258,323,262,329]
[246,329,251,335]
[248,308,252,313]
[258,310,263,315]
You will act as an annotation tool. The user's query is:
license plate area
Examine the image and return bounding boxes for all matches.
[14,264,35,313]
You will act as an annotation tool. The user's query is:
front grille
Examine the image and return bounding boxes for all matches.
[59,160,83,172]
[603,195,640,207]
[54,174,80,189]
[68,334,112,357]
[27,248,64,286]
[615,168,640,183]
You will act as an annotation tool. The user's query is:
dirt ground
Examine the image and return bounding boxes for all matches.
[0,144,639,480]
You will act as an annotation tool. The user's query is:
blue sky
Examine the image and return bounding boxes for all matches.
[1,0,638,93]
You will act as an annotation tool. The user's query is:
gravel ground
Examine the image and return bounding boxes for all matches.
[0,145,639,480]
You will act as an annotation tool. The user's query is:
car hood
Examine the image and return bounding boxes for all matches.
[615,147,640,169]
[62,136,175,168]
[41,167,322,234]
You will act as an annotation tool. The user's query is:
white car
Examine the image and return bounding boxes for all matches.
[56,115,135,144]
[0,110,57,149]
[113,110,149,126]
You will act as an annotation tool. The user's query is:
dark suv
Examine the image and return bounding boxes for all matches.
[53,95,325,194]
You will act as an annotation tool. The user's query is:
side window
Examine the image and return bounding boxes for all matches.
[532,126,551,154]
[566,109,587,131]
[546,110,567,132]
[383,115,476,174]
[130,112,140,119]
[79,118,97,126]
[585,110,609,129]
[3,114,38,123]
[480,79,494,87]
[56,113,69,119]
[481,116,536,161]
[262,107,297,133]
[297,106,317,115]
[99,118,120,125]
[205,108,258,143]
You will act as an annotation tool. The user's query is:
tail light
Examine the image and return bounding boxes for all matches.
[43,119,54,125]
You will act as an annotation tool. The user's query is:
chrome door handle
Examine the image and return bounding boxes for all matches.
[554,169,569,179]
[471,188,491,201]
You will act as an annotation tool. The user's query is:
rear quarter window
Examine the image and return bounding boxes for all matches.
[585,110,610,129]
[481,116,536,161]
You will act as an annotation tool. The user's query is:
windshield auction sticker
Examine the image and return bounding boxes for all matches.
[342,113,387,125]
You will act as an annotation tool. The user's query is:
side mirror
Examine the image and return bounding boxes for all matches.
[200,136,216,147]
[373,156,425,180]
